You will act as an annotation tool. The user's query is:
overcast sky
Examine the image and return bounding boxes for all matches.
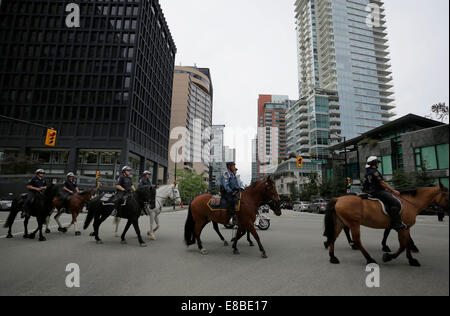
[159,0,449,185]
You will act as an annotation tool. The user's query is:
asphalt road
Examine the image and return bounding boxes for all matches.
[0,209,448,296]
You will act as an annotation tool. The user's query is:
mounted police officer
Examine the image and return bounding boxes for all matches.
[115,166,136,211]
[23,169,48,217]
[138,170,152,188]
[62,172,79,212]
[363,156,408,231]
[139,170,156,209]
[220,162,241,225]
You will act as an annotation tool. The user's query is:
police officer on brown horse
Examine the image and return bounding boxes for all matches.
[220,162,241,225]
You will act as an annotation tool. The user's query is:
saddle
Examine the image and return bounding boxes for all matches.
[354,193,403,216]
[100,193,115,206]
[207,193,241,212]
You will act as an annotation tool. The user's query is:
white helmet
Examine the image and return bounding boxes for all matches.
[143,170,151,176]
[36,169,45,174]
[122,166,132,173]
[366,156,380,168]
[67,172,75,177]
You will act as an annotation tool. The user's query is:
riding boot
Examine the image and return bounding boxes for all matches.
[389,208,408,231]
[226,206,234,225]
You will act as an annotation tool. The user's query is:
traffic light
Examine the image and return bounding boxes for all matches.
[45,129,57,147]
[96,171,101,179]
[346,177,352,188]
[297,156,303,168]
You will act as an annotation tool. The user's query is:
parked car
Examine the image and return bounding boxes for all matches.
[281,201,293,210]
[293,201,310,212]
[0,199,12,211]
[310,198,329,214]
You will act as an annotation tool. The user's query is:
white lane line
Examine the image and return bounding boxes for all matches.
[0,223,71,239]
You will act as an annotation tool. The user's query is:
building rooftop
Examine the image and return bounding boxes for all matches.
[329,114,445,151]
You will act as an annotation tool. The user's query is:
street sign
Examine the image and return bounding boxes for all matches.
[45,129,57,147]
[312,160,327,164]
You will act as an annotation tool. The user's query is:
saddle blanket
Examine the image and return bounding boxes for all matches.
[357,193,403,216]
[207,193,241,212]
[100,193,115,206]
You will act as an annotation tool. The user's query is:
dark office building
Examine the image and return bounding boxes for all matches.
[0,0,176,184]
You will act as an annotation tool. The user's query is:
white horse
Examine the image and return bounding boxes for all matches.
[114,184,181,240]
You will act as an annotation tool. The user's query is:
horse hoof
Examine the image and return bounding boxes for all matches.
[324,241,329,249]
[249,242,255,247]
[121,240,127,245]
[150,236,156,241]
[96,240,103,245]
[409,258,421,267]
[75,231,81,236]
[6,234,13,239]
[410,245,420,253]
[351,243,359,251]
[223,241,229,247]
[261,252,268,259]
[233,249,240,255]
[29,234,36,240]
[383,253,393,263]
[200,249,208,255]
[382,246,392,253]
[330,257,340,264]
[90,232,95,237]
[23,234,29,239]
[45,229,51,234]
[39,236,47,242]
[140,243,147,248]
[58,227,64,232]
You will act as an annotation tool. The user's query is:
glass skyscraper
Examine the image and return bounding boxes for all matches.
[291,0,395,157]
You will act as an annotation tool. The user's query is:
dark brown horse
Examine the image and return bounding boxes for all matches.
[184,176,282,258]
[324,184,449,267]
[47,188,95,235]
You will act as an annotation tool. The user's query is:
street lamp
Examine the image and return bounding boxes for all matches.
[329,133,348,184]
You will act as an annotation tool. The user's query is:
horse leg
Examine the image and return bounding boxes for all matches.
[120,220,132,245]
[154,212,160,232]
[406,233,421,266]
[212,222,228,246]
[381,228,392,252]
[73,213,81,236]
[132,218,146,247]
[194,220,207,255]
[37,216,46,242]
[232,226,246,255]
[114,217,121,237]
[148,211,156,240]
[328,224,343,264]
[344,226,357,250]
[55,211,66,233]
[349,225,377,265]
[23,216,31,239]
[408,235,419,253]
[45,216,51,233]
[383,230,414,265]
[247,231,254,247]
[247,225,267,258]
[94,212,108,244]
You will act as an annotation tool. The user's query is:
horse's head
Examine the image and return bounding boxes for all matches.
[79,188,95,201]
[434,183,449,211]
[261,176,282,216]
[171,184,182,205]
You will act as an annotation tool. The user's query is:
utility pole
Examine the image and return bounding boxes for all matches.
[173,149,177,211]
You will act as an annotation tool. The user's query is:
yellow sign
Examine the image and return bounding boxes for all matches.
[45,129,57,147]
[297,157,303,168]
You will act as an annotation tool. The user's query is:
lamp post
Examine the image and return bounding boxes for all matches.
[173,149,177,211]
[329,133,349,187]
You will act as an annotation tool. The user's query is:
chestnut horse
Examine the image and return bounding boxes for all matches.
[184,176,282,258]
[324,184,449,267]
[47,188,95,236]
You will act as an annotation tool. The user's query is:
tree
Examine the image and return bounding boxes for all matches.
[431,102,449,123]
[411,169,435,188]
[0,154,40,175]
[299,174,319,201]
[392,169,413,189]
[175,169,208,204]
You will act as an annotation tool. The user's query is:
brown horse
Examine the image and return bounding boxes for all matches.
[324,184,449,266]
[47,188,95,235]
[184,176,282,258]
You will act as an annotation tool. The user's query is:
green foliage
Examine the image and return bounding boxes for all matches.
[431,102,449,122]
[175,169,208,203]
[411,170,435,188]
[0,154,40,175]
[299,174,319,201]
[392,168,435,189]
[392,169,413,189]
[357,138,379,147]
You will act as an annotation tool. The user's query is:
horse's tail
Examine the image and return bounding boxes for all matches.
[184,204,196,246]
[324,198,338,245]
[4,198,21,229]
[83,199,97,230]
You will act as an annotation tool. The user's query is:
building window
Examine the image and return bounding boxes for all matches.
[415,144,449,171]
[380,156,393,175]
